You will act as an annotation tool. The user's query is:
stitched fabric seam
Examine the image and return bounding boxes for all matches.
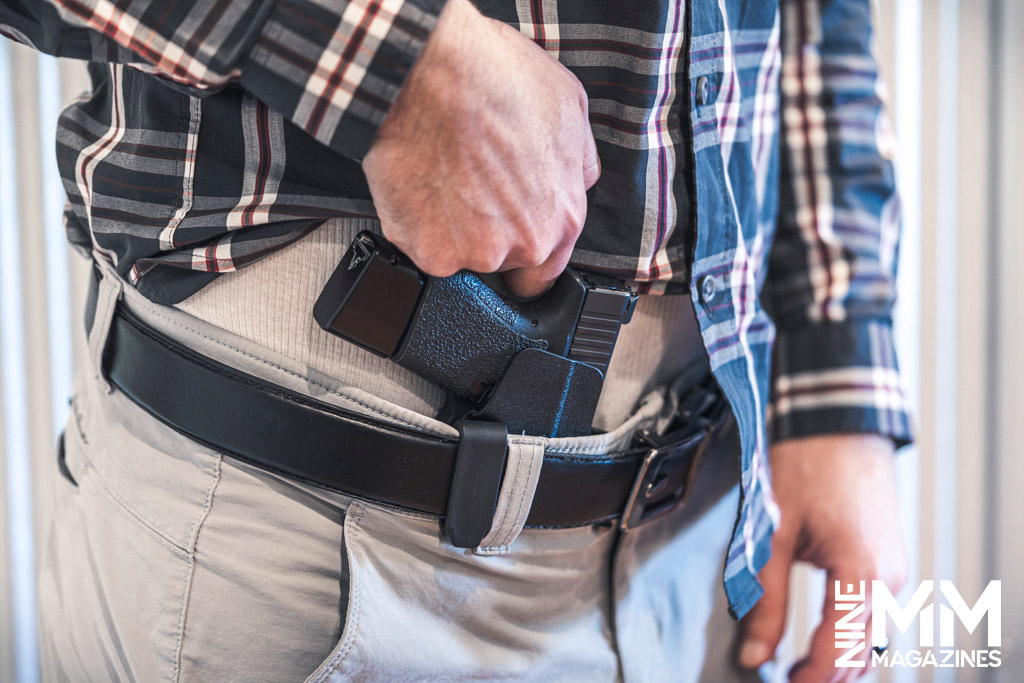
[499,442,541,547]
[171,455,223,683]
[85,457,189,553]
[313,504,364,682]
[69,397,89,445]
[119,314,456,447]
[476,545,508,555]
[90,284,117,387]
[491,447,526,548]
[544,443,636,455]
[544,453,632,462]
[99,403,435,518]
[509,435,635,457]
[485,443,523,547]
[131,300,437,433]
[123,290,641,453]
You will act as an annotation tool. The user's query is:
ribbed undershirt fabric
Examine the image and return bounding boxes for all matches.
[176,219,707,432]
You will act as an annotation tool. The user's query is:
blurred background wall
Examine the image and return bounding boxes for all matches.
[1,1,1021,681]
[1,37,93,683]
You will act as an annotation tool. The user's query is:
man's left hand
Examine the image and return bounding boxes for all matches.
[738,434,908,682]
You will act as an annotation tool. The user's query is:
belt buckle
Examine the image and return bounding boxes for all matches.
[619,384,724,531]
[620,433,705,531]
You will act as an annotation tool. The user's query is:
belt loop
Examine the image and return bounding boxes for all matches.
[87,264,124,394]
[474,435,546,556]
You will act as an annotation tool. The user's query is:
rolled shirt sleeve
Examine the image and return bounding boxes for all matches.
[766,0,913,447]
[7,0,447,160]
[241,0,446,160]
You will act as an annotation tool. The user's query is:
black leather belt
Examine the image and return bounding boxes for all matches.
[92,275,735,532]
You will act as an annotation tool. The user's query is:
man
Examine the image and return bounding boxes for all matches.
[2,0,911,681]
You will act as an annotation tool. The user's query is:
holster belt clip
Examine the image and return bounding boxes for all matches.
[443,420,509,548]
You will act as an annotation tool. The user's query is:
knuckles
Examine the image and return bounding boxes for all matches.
[393,239,460,277]
[513,231,550,268]
[419,260,462,279]
[410,241,508,276]
[465,251,507,274]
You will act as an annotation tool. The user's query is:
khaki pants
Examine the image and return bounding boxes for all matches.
[37,262,761,682]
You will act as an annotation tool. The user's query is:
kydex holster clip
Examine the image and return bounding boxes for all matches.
[314,231,638,438]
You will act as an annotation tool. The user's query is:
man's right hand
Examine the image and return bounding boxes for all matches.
[361,0,600,298]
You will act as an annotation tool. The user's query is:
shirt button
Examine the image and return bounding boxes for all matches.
[695,76,709,106]
[698,274,717,305]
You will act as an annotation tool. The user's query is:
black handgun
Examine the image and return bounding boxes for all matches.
[314,231,638,437]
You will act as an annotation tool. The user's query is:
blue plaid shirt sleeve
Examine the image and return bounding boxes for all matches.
[766,0,913,447]
[1,0,446,161]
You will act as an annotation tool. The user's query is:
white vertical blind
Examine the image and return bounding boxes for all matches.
[1,38,39,683]
[992,1,1024,681]
[1,42,90,683]
[38,53,74,446]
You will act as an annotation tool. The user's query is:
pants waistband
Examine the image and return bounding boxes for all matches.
[171,218,708,431]
[83,259,733,552]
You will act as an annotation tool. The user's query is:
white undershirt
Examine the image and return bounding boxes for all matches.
[176,218,707,432]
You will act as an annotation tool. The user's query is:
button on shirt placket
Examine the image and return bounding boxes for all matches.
[697,274,717,313]
[692,73,717,319]
[695,75,710,106]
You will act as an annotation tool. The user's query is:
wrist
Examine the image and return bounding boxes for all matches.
[367,0,480,152]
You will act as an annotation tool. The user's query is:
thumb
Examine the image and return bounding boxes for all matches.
[738,537,795,670]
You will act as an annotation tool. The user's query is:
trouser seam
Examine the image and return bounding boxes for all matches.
[171,454,223,683]
[83,457,189,554]
[311,505,364,682]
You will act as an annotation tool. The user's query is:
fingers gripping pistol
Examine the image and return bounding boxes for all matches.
[314,232,638,438]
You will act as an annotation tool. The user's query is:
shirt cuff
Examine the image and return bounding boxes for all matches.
[241,0,447,161]
[768,318,914,448]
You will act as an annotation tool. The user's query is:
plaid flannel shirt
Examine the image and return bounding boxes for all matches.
[1,0,913,618]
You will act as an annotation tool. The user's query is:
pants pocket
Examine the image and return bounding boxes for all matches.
[37,430,193,682]
[38,383,222,682]
[176,457,352,682]
[307,500,620,683]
